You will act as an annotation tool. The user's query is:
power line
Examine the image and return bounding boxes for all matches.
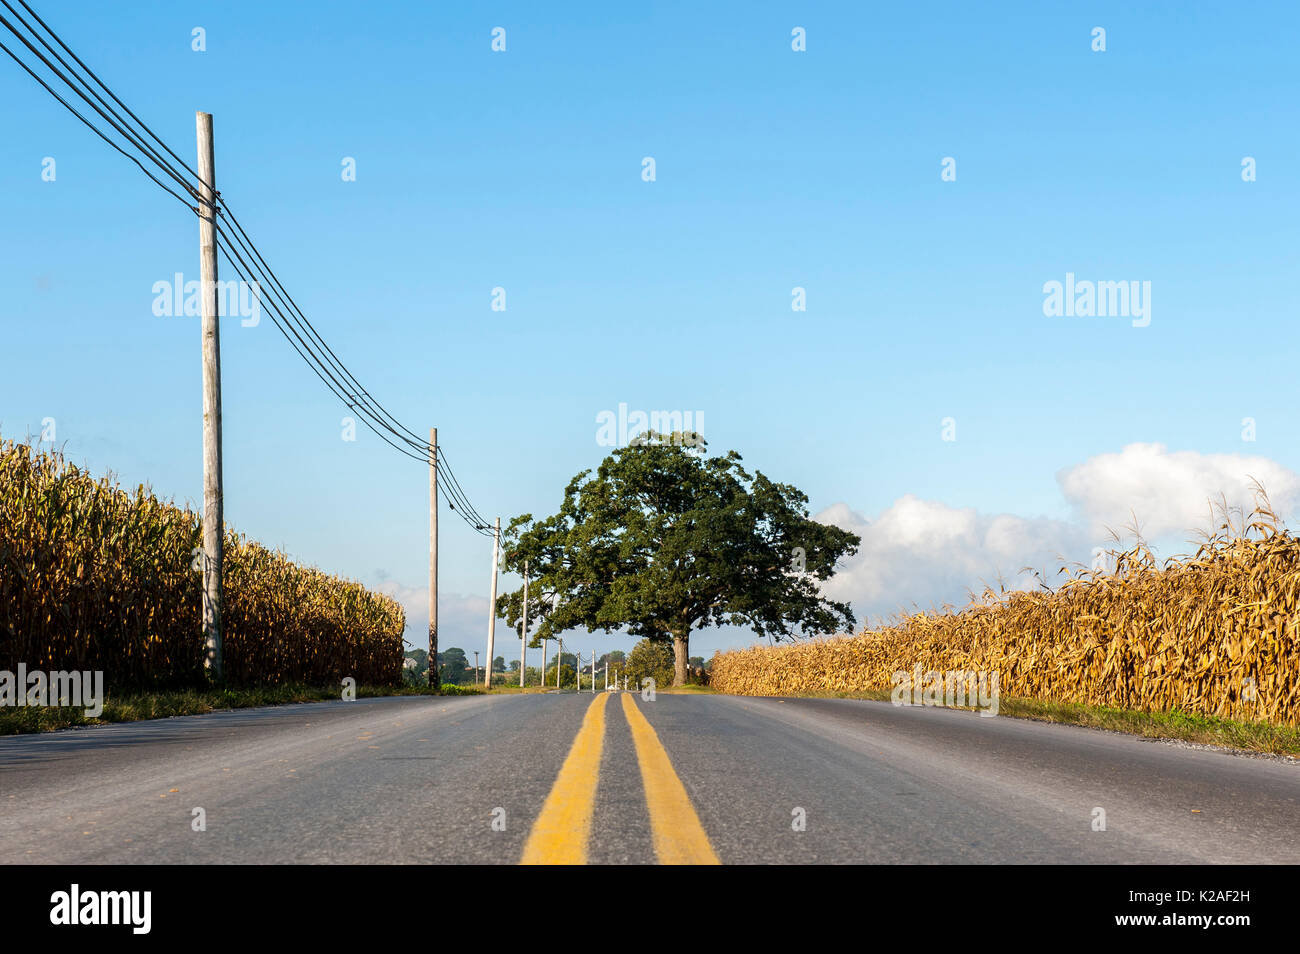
[1,3,194,196]
[212,230,429,465]
[14,0,209,188]
[0,0,428,461]
[0,33,194,209]
[0,1,497,537]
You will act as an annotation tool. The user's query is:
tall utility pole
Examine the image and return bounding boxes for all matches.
[196,111,223,682]
[541,636,548,690]
[557,639,563,689]
[519,559,529,688]
[428,428,438,689]
[485,517,500,688]
[473,651,479,685]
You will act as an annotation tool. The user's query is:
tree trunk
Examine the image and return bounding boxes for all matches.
[672,631,689,687]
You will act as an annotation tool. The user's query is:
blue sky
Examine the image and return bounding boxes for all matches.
[2,1,1297,663]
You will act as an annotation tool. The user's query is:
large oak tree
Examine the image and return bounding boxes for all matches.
[495,432,860,686]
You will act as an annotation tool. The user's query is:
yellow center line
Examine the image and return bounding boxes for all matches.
[520,692,610,865]
[621,692,721,865]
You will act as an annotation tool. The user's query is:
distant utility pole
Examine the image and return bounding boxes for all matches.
[196,111,223,682]
[557,639,563,689]
[519,560,529,688]
[485,517,500,688]
[474,651,480,686]
[541,636,548,690]
[428,427,438,689]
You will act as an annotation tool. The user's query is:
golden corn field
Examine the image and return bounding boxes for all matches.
[0,437,405,689]
[712,500,1300,726]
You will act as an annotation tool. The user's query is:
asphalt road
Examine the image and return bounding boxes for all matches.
[2,691,1297,864]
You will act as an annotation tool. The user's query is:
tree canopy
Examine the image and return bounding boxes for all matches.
[624,638,675,689]
[495,432,860,685]
[437,647,468,684]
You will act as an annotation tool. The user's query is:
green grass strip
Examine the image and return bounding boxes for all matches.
[0,682,479,736]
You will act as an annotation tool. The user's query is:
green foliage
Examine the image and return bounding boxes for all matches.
[547,663,576,688]
[624,639,674,690]
[597,650,627,669]
[494,433,860,684]
[438,647,469,684]
[404,648,429,684]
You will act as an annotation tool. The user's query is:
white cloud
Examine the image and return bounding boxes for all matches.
[817,444,1299,628]
[816,497,1086,625]
[374,446,1300,652]
[1057,442,1299,540]
[374,579,491,655]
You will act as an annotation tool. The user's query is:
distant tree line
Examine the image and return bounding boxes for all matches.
[404,642,710,688]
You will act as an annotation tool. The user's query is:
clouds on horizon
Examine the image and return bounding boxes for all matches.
[818,443,1300,626]
[375,443,1300,649]
[374,578,489,655]
[1058,443,1300,539]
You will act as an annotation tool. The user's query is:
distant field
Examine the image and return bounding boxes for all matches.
[712,502,1300,730]
[1,437,405,691]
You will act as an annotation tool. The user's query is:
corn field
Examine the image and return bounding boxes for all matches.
[712,496,1300,726]
[0,437,405,690]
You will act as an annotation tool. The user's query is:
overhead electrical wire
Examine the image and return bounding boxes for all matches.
[0,0,496,536]
[0,0,429,459]
[2,0,440,462]
[1,0,434,459]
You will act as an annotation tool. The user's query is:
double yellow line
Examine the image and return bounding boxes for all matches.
[520,692,720,865]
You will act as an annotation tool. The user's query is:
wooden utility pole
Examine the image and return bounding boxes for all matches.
[519,559,529,687]
[196,111,223,681]
[485,517,500,687]
[541,636,548,690]
[428,428,438,689]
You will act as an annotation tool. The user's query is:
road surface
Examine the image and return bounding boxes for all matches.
[2,692,1297,864]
